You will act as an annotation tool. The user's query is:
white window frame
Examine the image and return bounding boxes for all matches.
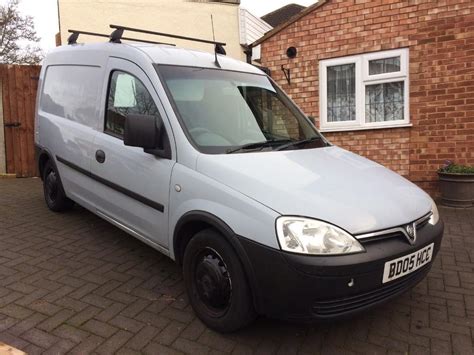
[319,48,410,132]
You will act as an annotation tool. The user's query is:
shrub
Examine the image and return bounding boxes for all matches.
[439,161,474,174]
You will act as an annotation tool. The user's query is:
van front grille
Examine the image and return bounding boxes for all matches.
[357,213,432,244]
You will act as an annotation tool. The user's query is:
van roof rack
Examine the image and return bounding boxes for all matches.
[66,25,226,68]
[109,24,226,55]
[67,30,175,46]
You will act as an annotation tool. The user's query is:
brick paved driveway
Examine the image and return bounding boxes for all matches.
[1,178,474,354]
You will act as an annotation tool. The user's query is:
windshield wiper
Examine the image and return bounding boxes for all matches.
[274,136,327,151]
[226,138,293,154]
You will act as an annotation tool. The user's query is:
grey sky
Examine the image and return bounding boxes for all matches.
[2,0,317,51]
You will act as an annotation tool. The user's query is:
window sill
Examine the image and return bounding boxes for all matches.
[319,123,412,133]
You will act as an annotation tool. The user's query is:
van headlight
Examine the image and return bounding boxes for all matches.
[276,217,365,255]
[429,200,440,225]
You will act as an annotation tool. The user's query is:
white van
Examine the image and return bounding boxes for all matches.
[35,26,444,332]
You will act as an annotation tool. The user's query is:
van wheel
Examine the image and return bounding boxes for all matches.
[43,160,74,212]
[183,229,256,332]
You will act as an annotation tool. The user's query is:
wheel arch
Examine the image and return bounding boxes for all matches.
[36,145,56,180]
[173,210,262,312]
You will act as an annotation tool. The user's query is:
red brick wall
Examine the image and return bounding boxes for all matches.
[259,0,474,195]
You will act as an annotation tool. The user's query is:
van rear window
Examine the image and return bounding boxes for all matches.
[40,65,101,127]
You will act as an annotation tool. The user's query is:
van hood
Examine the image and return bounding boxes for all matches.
[196,146,432,235]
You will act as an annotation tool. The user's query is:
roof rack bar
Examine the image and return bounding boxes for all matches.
[68,30,109,44]
[109,24,226,47]
[67,29,175,46]
[122,36,175,46]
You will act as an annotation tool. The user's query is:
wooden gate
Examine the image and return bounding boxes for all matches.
[1,65,41,177]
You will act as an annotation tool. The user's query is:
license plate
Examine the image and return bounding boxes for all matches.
[382,243,434,284]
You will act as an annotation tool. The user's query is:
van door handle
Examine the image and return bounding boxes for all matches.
[95,150,106,163]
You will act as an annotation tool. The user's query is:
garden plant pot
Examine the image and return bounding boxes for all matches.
[438,172,474,208]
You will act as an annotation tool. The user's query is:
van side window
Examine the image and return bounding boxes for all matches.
[41,65,101,127]
[105,71,159,137]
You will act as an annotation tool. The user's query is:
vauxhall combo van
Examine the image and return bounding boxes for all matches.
[35,26,444,332]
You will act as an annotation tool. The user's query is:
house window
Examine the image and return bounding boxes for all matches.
[319,48,409,131]
[327,63,356,123]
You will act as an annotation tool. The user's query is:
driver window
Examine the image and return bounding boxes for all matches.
[105,71,159,138]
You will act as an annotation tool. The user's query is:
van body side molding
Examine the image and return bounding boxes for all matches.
[55,155,165,213]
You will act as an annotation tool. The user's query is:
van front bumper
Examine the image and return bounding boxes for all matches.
[238,220,444,320]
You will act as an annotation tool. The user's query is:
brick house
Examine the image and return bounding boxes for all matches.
[252,0,474,195]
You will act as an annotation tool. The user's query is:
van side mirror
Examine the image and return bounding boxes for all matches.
[124,114,170,159]
[124,114,158,149]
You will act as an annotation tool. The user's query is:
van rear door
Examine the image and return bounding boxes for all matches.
[90,57,174,252]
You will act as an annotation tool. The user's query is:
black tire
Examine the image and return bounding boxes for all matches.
[42,160,74,212]
[183,229,256,332]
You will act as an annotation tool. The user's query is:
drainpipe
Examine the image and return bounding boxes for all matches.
[244,45,252,64]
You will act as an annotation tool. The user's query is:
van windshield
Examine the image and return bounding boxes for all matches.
[157,65,327,154]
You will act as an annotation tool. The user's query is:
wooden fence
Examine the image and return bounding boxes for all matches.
[0,64,41,177]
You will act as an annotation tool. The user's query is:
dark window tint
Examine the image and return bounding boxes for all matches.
[105,71,159,137]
